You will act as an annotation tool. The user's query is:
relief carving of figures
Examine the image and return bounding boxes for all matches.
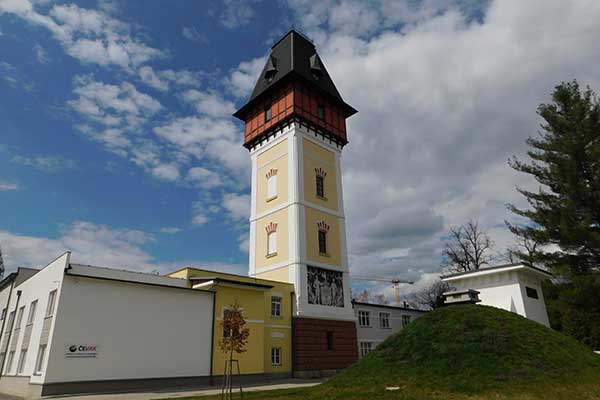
[307,266,344,307]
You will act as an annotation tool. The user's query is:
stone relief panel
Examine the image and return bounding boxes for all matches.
[307,265,344,307]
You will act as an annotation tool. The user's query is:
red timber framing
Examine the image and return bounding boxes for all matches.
[242,80,348,148]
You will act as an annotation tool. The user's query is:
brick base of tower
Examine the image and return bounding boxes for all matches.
[292,317,358,378]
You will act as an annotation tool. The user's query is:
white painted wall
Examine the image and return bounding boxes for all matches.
[44,273,213,383]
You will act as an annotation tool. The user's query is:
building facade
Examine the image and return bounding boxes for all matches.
[441,263,553,326]
[352,301,427,358]
[234,29,359,377]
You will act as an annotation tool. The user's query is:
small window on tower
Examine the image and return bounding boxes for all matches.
[264,105,272,123]
[318,230,327,254]
[316,175,324,198]
[317,104,325,120]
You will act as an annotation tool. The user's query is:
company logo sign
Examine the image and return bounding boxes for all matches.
[65,344,98,358]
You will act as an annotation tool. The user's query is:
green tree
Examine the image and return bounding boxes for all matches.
[507,80,600,276]
[508,80,600,349]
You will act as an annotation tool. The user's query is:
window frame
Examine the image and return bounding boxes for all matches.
[34,344,47,375]
[15,306,25,330]
[5,351,15,374]
[264,106,272,123]
[26,300,38,325]
[271,296,282,318]
[359,341,372,357]
[401,314,411,328]
[266,174,277,200]
[271,347,282,366]
[46,290,57,317]
[6,311,14,331]
[317,104,325,120]
[326,331,334,351]
[267,231,277,257]
[318,230,327,255]
[316,175,325,198]
[379,312,390,329]
[525,286,539,299]
[16,349,27,375]
[358,310,371,327]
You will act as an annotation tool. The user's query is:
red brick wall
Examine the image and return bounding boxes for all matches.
[292,317,358,372]
[243,81,348,146]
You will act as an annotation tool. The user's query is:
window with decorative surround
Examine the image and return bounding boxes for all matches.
[317,220,329,255]
[271,296,282,317]
[271,347,281,366]
[401,314,411,327]
[266,168,277,200]
[315,167,326,198]
[358,310,371,327]
[266,222,278,257]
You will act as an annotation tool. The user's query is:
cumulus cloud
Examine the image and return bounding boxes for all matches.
[223,193,250,222]
[186,167,223,189]
[225,56,266,99]
[151,163,181,182]
[0,180,19,191]
[181,90,236,118]
[139,65,202,92]
[11,153,76,173]
[182,25,208,44]
[275,0,600,289]
[218,0,257,29]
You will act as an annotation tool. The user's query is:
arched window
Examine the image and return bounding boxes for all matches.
[317,221,330,255]
[266,169,277,200]
[266,222,278,256]
[315,168,327,198]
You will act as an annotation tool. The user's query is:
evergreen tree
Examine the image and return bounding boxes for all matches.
[507,80,600,277]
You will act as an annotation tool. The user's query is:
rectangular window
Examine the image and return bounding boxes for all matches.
[317,104,325,120]
[271,347,281,366]
[326,331,334,351]
[401,315,411,327]
[6,311,14,331]
[16,349,27,374]
[379,312,390,329]
[15,306,25,330]
[359,341,372,357]
[267,231,277,256]
[27,300,37,325]
[0,353,4,369]
[267,175,277,199]
[318,231,327,254]
[46,290,57,317]
[34,345,46,374]
[5,351,15,374]
[358,310,371,327]
[271,296,282,317]
[1,308,6,321]
[526,287,539,299]
[316,175,324,197]
[264,106,272,123]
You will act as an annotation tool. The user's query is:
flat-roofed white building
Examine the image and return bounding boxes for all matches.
[442,263,553,327]
[0,252,215,399]
[352,301,427,358]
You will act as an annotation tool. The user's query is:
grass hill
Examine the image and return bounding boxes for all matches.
[186,305,600,400]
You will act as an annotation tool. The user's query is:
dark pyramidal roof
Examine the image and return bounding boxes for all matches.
[234,29,357,119]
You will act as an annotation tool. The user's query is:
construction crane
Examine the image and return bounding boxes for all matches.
[351,275,414,305]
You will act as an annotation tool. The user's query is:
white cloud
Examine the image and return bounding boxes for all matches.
[223,193,250,222]
[139,66,202,92]
[218,0,257,29]
[151,163,181,182]
[182,26,208,44]
[181,90,236,118]
[0,0,165,72]
[138,65,168,91]
[34,43,49,63]
[11,153,76,173]
[160,227,181,234]
[278,0,600,284]
[186,167,222,189]
[225,56,266,99]
[0,180,19,191]
[191,212,208,226]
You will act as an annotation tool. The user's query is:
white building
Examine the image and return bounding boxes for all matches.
[441,263,553,326]
[0,252,215,399]
[352,301,427,358]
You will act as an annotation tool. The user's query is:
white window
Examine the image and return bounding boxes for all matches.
[46,290,57,317]
[358,310,371,327]
[401,314,411,327]
[34,345,46,374]
[271,347,281,366]
[27,300,38,325]
[271,296,282,317]
[16,349,27,374]
[267,174,277,199]
[15,306,25,330]
[379,312,390,329]
[5,351,14,373]
[359,341,372,357]
[267,231,277,256]
[6,311,14,331]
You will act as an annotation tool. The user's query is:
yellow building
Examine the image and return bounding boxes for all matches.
[167,268,294,377]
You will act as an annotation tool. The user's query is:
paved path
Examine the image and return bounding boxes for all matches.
[43,380,321,400]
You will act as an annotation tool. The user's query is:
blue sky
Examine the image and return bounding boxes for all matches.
[1,0,599,301]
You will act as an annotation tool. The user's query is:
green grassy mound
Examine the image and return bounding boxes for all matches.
[180,305,600,400]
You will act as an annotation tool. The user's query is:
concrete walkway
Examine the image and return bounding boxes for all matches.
[43,380,321,400]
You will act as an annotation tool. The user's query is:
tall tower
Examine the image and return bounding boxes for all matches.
[234,30,358,375]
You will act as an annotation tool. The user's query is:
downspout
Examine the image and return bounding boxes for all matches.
[290,291,295,378]
[208,281,220,386]
[0,280,15,377]
[0,289,21,381]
